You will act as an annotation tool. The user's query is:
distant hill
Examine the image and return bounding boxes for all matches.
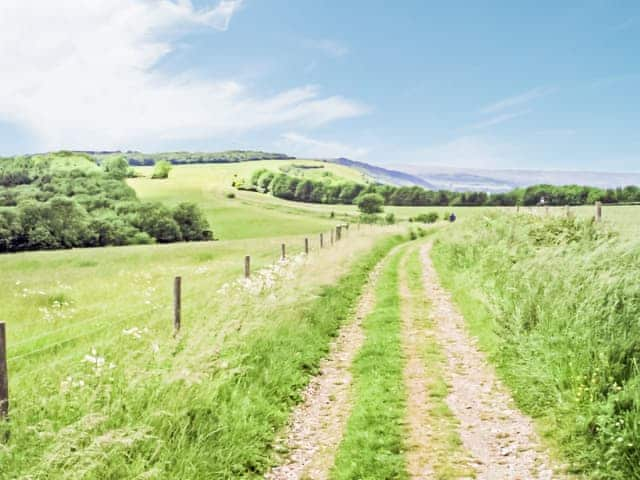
[393,165,640,192]
[329,157,437,189]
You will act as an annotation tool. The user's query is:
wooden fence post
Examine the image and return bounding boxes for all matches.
[516,205,520,213]
[330,229,334,245]
[173,277,181,335]
[336,226,342,241]
[595,201,602,222]
[281,243,286,260]
[565,205,571,218]
[304,238,309,254]
[244,255,251,278]
[0,322,8,421]
[320,233,323,248]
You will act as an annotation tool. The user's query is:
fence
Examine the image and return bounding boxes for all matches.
[0,222,359,424]
[515,201,605,222]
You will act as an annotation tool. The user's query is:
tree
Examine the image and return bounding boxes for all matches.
[172,202,213,241]
[103,155,131,179]
[357,193,384,214]
[152,160,172,179]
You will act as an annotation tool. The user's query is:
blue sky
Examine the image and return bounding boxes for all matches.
[0,1,638,171]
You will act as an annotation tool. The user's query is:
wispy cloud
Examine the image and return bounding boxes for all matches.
[0,0,366,152]
[471,110,530,130]
[307,39,349,57]
[408,135,519,169]
[480,86,555,115]
[534,128,577,136]
[279,132,369,159]
[612,17,634,32]
[185,0,244,31]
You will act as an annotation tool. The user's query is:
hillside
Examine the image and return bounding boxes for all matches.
[329,157,436,188]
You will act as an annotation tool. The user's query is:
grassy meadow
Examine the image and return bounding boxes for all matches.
[128,161,504,240]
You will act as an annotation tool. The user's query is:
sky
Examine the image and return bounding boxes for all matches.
[0,0,638,171]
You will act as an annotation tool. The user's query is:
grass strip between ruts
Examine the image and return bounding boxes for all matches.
[331,245,409,480]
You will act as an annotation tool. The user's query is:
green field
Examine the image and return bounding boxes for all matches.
[129,161,505,240]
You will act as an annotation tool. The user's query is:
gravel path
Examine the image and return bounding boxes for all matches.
[420,243,565,479]
[264,257,386,480]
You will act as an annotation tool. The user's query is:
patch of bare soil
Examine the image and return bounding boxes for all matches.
[264,258,386,480]
[420,243,565,480]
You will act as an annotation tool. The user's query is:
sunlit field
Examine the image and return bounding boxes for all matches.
[0,221,404,477]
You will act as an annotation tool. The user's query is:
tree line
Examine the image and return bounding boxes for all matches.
[245,168,640,207]
[0,153,212,253]
[89,150,294,167]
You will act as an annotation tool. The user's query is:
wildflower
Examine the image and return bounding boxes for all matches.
[83,348,106,374]
[151,342,160,354]
[122,327,144,339]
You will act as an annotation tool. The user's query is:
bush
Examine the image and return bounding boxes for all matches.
[172,202,213,241]
[226,192,236,199]
[412,212,439,224]
[357,193,384,214]
[152,160,172,179]
[385,212,396,224]
[102,155,132,179]
[359,213,381,224]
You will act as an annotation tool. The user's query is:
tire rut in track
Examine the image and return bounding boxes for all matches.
[419,242,566,479]
[265,252,391,480]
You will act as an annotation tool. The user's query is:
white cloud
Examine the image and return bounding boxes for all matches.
[307,39,349,57]
[470,110,530,130]
[480,86,555,115]
[0,0,366,151]
[279,132,369,159]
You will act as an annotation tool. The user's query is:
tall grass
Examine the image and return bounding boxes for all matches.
[432,213,640,479]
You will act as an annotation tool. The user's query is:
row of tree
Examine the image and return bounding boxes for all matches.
[0,153,212,252]
[247,169,640,207]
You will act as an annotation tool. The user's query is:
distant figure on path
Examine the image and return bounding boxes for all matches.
[449,212,457,223]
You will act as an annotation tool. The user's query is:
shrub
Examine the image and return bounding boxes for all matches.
[359,213,381,224]
[412,212,439,224]
[102,155,132,179]
[226,192,236,199]
[152,160,172,179]
[357,193,384,214]
[385,212,396,224]
[172,202,213,241]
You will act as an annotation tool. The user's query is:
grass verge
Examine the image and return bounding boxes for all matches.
[331,246,408,480]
